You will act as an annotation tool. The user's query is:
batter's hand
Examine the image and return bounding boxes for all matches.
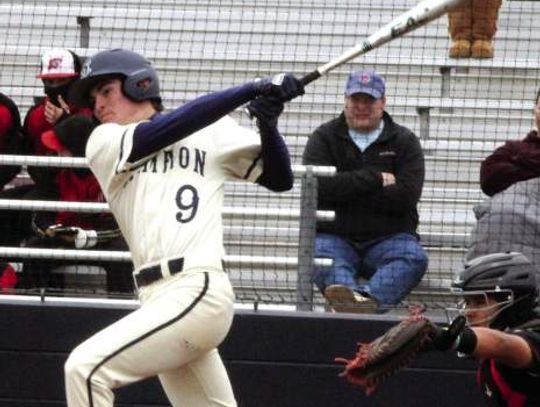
[253,73,305,102]
[246,96,284,128]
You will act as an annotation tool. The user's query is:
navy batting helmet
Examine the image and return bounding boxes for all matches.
[69,49,161,107]
[453,252,539,329]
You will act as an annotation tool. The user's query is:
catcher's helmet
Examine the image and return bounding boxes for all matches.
[453,252,539,329]
[70,49,160,107]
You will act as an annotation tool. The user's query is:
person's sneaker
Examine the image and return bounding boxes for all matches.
[324,284,377,314]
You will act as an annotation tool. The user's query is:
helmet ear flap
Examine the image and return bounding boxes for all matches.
[123,70,160,102]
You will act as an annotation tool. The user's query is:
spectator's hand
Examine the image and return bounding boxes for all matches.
[246,96,284,128]
[44,224,78,239]
[44,96,70,125]
[253,73,305,102]
[381,172,396,187]
[44,225,98,248]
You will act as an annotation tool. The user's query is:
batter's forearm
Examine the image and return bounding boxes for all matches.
[129,83,259,162]
[256,123,293,192]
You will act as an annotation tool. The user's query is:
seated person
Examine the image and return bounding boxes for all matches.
[466,175,540,272]
[0,49,92,249]
[480,88,540,196]
[302,69,427,313]
[0,92,23,191]
[0,92,24,292]
[19,116,133,295]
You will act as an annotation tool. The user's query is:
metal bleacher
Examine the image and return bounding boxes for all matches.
[1,0,540,308]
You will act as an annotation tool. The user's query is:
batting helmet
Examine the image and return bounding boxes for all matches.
[69,49,161,107]
[453,252,539,329]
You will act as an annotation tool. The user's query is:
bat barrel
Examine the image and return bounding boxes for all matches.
[299,0,465,86]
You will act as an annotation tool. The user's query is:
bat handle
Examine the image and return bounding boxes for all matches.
[300,70,322,86]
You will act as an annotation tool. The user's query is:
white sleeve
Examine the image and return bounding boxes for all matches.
[214,116,262,182]
[86,122,149,196]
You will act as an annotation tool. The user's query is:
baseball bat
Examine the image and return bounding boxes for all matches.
[300,0,466,85]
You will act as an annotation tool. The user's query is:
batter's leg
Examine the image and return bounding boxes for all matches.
[159,348,237,407]
[65,272,234,407]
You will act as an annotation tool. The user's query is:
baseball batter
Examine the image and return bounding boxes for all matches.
[64,49,304,407]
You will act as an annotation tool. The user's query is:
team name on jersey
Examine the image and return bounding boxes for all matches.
[122,146,207,188]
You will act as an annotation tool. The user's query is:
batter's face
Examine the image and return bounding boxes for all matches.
[344,93,386,133]
[90,79,153,125]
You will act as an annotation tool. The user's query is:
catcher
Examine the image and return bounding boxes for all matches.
[336,251,540,406]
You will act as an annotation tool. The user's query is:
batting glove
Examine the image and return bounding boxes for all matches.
[253,73,305,102]
[246,96,284,128]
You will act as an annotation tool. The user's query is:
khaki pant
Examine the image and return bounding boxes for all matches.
[448,0,502,58]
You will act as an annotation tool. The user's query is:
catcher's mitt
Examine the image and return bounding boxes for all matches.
[335,309,435,396]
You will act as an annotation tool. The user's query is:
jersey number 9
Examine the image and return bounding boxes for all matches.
[175,185,199,223]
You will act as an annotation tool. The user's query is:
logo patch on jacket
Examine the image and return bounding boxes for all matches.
[379,151,396,157]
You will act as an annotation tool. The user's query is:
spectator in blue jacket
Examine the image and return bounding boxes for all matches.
[302,69,427,313]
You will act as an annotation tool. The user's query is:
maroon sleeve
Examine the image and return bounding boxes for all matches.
[480,140,540,196]
[0,105,15,188]
[0,104,12,140]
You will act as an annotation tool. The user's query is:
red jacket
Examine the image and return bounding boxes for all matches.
[54,169,107,229]
[23,100,92,185]
[480,130,540,196]
[0,93,23,189]
[24,100,92,153]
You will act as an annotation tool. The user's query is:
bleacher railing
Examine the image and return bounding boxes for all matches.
[0,154,336,310]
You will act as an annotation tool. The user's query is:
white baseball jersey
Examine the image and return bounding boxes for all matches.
[86,115,262,271]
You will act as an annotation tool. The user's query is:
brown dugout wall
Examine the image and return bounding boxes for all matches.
[0,301,484,407]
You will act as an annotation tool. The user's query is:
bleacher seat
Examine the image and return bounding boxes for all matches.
[1,0,539,308]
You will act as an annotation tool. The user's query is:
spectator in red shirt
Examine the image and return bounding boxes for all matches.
[24,48,92,187]
[0,92,23,292]
[19,116,134,295]
[0,49,92,249]
[480,89,540,196]
[0,92,23,190]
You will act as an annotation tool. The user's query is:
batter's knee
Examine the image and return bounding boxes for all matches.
[65,345,93,384]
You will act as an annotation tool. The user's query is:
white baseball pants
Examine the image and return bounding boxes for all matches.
[65,270,237,407]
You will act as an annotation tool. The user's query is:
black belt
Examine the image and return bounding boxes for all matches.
[135,257,185,288]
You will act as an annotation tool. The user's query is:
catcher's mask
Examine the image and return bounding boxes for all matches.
[449,252,539,330]
[69,48,161,108]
